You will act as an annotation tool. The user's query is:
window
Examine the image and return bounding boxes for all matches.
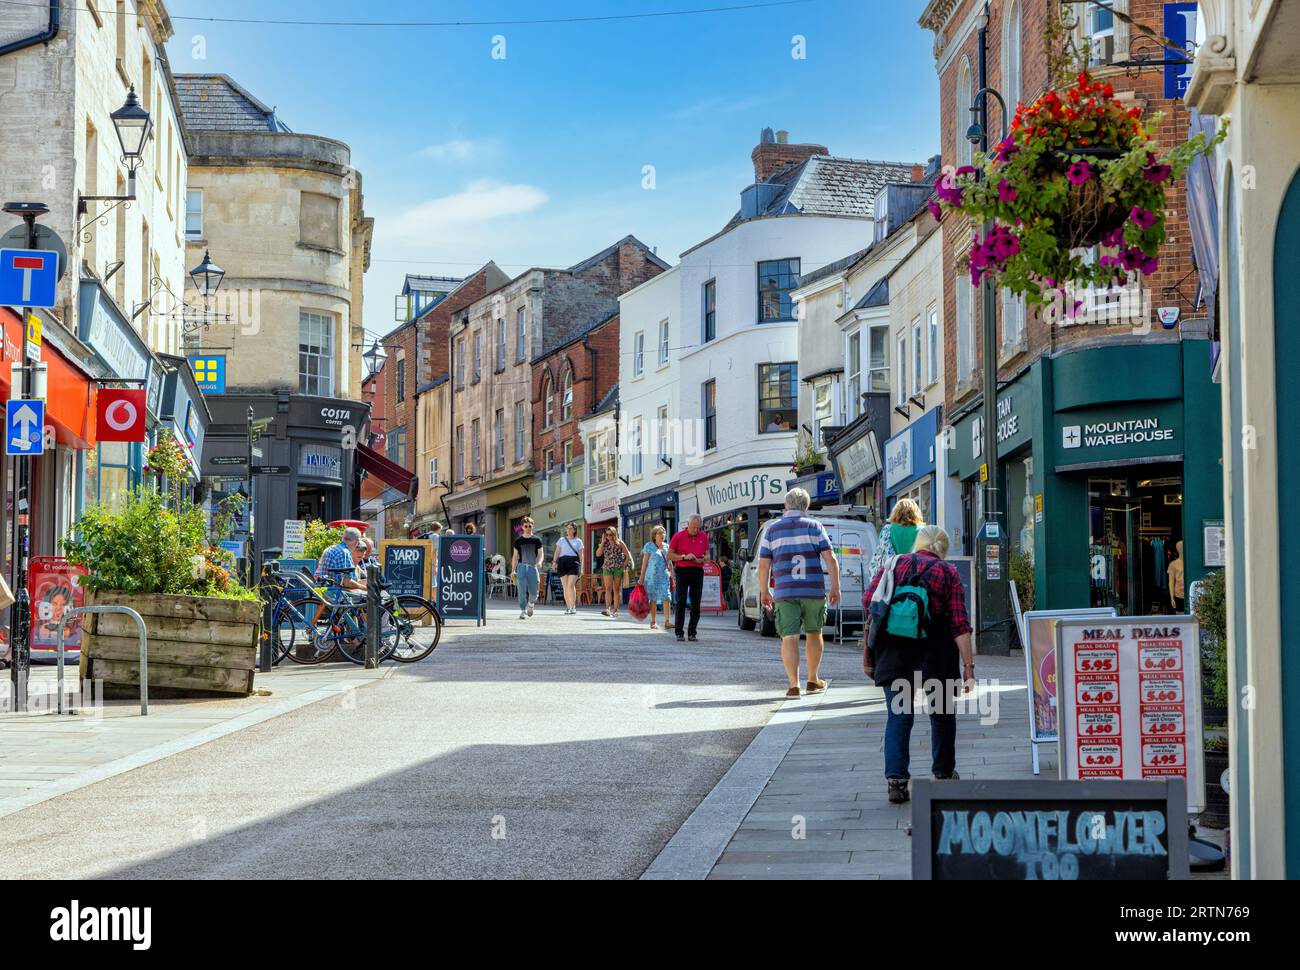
[516,307,526,361]
[298,311,334,397]
[1002,0,1023,108]
[185,190,203,238]
[927,306,939,385]
[631,419,643,477]
[847,331,862,420]
[387,427,408,468]
[703,279,717,342]
[1088,0,1116,65]
[587,433,614,485]
[542,376,554,429]
[658,319,670,367]
[495,409,505,469]
[562,441,573,492]
[956,57,974,169]
[299,191,340,250]
[473,332,482,382]
[455,338,466,388]
[896,335,908,405]
[429,457,439,488]
[562,368,574,421]
[471,419,481,476]
[757,258,801,322]
[633,332,645,377]
[396,355,406,404]
[1002,289,1025,349]
[657,405,669,466]
[869,325,890,392]
[543,449,554,499]
[514,401,525,462]
[814,379,835,444]
[957,276,975,380]
[455,425,465,481]
[496,319,506,372]
[703,380,717,450]
[758,362,797,433]
[912,319,923,396]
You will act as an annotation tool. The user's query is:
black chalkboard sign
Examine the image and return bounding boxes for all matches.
[380,540,431,599]
[437,534,485,623]
[546,572,563,603]
[911,779,1188,880]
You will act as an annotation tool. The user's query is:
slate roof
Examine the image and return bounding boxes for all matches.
[728,156,920,227]
[589,383,619,418]
[798,246,873,289]
[856,277,890,310]
[174,74,289,133]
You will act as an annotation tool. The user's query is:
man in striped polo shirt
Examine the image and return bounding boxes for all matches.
[758,487,841,698]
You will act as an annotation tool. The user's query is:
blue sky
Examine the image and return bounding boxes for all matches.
[164,0,940,342]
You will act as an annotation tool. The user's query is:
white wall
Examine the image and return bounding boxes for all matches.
[617,266,681,504]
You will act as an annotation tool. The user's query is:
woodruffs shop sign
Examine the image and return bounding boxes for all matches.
[695,467,788,518]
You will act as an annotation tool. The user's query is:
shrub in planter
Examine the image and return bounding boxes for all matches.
[932,72,1226,309]
[303,519,345,563]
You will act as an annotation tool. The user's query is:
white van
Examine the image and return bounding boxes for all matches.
[737,509,879,639]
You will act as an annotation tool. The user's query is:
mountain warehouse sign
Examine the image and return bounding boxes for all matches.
[1062,418,1176,450]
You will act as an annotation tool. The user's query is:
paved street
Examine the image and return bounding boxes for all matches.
[0,605,858,879]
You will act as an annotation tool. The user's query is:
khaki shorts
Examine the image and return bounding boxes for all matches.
[774,598,828,638]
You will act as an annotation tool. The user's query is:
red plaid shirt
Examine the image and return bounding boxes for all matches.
[864,550,972,639]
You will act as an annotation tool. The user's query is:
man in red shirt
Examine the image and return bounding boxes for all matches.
[667,515,709,642]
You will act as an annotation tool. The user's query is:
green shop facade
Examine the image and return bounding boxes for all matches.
[947,340,1222,615]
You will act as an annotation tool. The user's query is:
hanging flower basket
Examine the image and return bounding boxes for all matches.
[931,73,1227,308]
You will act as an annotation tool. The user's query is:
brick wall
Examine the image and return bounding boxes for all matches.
[531,313,621,479]
[751,139,830,182]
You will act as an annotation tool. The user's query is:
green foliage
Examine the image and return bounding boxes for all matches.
[1009,547,1035,612]
[1194,569,1228,708]
[792,431,826,471]
[145,434,192,511]
[303,519,344,562]
[63,488,256,601]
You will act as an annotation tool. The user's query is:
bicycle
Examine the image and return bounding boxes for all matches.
[261,562,339,666]
[323,588,443,665]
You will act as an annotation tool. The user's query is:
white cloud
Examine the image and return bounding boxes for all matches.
[670,95,763,121]
[418,138,497,162]
[384,180,550,244]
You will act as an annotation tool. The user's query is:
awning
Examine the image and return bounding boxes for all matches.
[357,442,417,500]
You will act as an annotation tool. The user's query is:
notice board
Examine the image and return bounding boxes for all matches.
[380,540,433,599]
[1056,615,1205,814]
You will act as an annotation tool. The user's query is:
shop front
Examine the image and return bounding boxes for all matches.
[585,479,620,573]
[445,488,486,538]
[692,465,788,565]
[483,472,532,558]
[532,483,584,555]
[157,354,209,498]
[946,342,1222,615]
[201,393,368,564]
[785,470,839,510]
[619,487,677,567]
[883,406,941,524]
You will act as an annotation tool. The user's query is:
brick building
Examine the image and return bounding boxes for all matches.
[919,0,1223,615]
[530,309,622,550]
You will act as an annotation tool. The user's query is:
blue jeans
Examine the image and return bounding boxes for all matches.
[517,564,539,611]
[883,679,957,780]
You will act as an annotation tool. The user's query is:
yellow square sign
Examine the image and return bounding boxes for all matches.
[24,313,41,361]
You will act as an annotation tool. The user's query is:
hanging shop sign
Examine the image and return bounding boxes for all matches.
[911,779,1189,880]
[78,280,152,381]
[1055,615,1205,814]
[96,388,147,443]
[832,429,882,494]
[1163,2,1198,99]
[694,466,787,519]
[189,355,227,394]
[884,426,913,491]
[884,408,941,496]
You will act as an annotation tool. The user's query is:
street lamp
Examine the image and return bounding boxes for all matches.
[189,250,225,299]
[77,86,154,242]
[363,339,387,377]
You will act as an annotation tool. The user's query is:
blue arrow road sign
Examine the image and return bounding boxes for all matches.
[0,249,60,309]
[6,399,45,456]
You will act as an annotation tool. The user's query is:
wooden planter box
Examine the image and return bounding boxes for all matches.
[78,591,261,697]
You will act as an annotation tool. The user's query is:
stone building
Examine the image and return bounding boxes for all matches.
[175,73,380,555]
[919,0,1223,615]
[444,237,667,555]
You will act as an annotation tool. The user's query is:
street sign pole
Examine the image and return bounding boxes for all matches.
[246,406,255,589]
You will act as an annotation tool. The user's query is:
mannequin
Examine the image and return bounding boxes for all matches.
[1168,540,1186,612]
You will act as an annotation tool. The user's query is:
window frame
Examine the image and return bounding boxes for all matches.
[471,419,481,477]
[496,318,506,372]
[494,408,505,469]
[703,279,717,343]
[185,189,203,239]
[757,362,797,434]
[472,331,483,383]
[756,258,801,324]
[631,419,643,478]
[912,318,923,397]
[703,380,717,451]
[561,368,574,422]
[298,310,335,398]
[516,307,527,362]
[542,375,555,430]
[514,400,526,462]
[927,305,939,386]
[896,335,908,406]
[658,319,670,367]
[632,331,645,378]
[657,405,669,466]
[847,330,862,420]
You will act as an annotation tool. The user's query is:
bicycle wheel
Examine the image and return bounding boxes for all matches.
[270,598,297,665]
[283,596,338,665]
[327,604,399,665]
[388,596,443,663]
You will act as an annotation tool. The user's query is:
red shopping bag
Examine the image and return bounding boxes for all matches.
[628,584,650,622]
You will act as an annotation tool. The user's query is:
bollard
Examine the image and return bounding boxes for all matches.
[56,606,149,716]
[365,563,380,669]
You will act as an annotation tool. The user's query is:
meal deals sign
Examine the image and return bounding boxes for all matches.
[437,534,484,623]
[1055,615,1205,814]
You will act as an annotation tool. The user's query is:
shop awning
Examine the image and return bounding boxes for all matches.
[357,442,417,500]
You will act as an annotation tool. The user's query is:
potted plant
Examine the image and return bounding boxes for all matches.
[931,72,1226,312]
[64,453,261,698]
[792,432,827,476]
[1194,569,1229,829]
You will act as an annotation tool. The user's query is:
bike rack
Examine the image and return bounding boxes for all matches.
[56,605,150,716]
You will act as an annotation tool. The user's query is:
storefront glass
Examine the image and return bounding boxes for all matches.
[1086,466,1184,616]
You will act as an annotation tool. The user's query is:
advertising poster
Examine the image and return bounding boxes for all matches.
[1056,615,1205,814]
[701,560,725,614]
[437,534,484,623]
[28,558,88,660]
[1022,608,1116,743]
[380,540,433,599]
[282,519,306,558]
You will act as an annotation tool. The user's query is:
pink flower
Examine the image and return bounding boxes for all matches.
[1120,246,1148,272]
[1143,163,1172,184]
[1066,161,1094,185]
[1101,226,1126,248]
[928,199,943,221]
[993,136,1019,163]
[956,165,977,177]
[936,181,964,207]
[1140,255,1160,275]
[1129,206,1157,229]
[997,179,1018,203]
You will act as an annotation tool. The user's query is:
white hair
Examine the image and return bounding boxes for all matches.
[342,527,363,543]
[785,487,812,512]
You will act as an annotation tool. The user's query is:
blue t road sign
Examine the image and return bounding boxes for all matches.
[6,399,45,457]
[0,249,60,309]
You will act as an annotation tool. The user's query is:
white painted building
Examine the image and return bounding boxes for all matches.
[672,130,919,562]
[616,265,682,552]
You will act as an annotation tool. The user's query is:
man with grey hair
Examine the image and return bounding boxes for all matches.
[667,514,709,642]
[758,487,841,698]
[315,526,367,600]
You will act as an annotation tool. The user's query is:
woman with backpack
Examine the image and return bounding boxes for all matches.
[862,524,975,805]
[867,498,924,581]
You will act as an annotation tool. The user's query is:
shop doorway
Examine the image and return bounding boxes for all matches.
[1087,465,1184,616]
[298,486,329,522]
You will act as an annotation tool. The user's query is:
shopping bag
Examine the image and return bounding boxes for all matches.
[628,584,650,622]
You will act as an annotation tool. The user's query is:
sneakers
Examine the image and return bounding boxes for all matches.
[688,634,698,642]
[887,779,910,804]
[527,604,534,617]
[675,633,685,642]
[933,771,961,781]
[519,612,527,620]
[805,679,827,695]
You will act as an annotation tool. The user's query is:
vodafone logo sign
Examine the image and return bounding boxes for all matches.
[97,389,147,443]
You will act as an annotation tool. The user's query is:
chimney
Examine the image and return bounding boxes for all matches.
[751,128,829,182]
[912,164,925,183]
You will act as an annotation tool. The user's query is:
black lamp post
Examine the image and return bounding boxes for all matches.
[77,86,154,238]
[189,250,225,299]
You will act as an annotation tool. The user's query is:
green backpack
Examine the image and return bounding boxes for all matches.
[885,558,936,640]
